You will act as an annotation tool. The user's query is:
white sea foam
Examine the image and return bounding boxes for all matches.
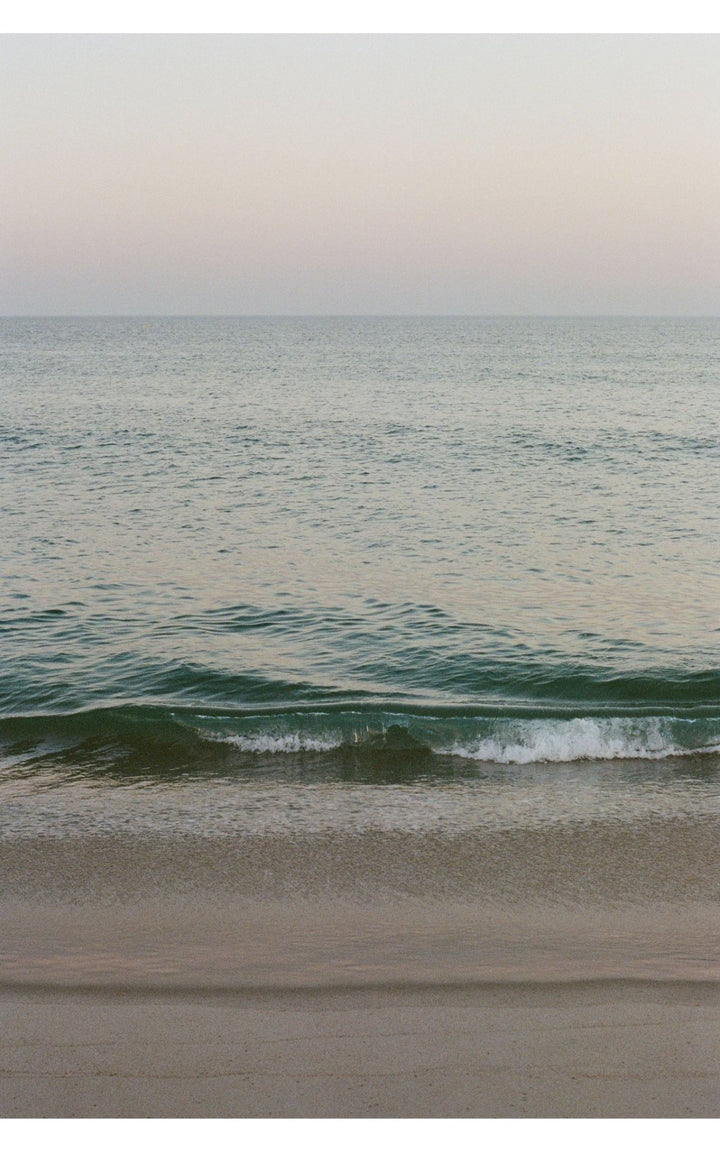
[200,714,720,763]
[441,717,717,764]
[217,732,342,754]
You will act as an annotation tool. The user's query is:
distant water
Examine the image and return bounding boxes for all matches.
[2,316,719,837]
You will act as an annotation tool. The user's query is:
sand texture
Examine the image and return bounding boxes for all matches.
[2,980,720,1118]
[2,826,720,1117]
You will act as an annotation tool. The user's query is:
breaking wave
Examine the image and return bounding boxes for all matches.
[2,702,720,781]
[438,716,720,764]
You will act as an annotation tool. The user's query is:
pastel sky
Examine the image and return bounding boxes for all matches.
[3,34,719,315]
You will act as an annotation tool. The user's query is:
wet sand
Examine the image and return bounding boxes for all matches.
[2,980,720,1117]
[2,823,720,1116]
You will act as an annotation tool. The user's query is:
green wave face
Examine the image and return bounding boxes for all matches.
[2,704,720,784]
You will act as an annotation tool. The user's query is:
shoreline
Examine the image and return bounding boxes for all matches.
[3,974,720,996]
[4,814,720,899]
[3,823,720,987]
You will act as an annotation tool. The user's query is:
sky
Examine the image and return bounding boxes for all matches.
[2,33,720,315]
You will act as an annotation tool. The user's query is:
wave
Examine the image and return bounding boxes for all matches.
[3,641,720,719]
[205,712,720,765]
[439,716,720,765]
[2,703,720,779]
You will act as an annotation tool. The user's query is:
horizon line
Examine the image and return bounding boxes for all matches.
[2,312,719,321]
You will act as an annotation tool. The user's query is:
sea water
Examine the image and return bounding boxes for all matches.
[1,316,719,839]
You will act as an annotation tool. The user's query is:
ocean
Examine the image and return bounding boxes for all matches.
[1,316,719,986]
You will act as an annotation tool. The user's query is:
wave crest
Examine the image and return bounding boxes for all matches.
[220,732,341,754]
[442,716,720,764]
[3,706,720,775]
[202,712,720,765]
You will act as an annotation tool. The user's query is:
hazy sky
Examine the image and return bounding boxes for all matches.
[3,34,719,315]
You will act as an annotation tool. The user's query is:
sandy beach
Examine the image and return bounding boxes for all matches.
[2,979,719,1118]
[2,822,720,1117]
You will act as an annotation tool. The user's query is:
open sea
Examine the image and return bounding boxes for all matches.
[1,315,719,845]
